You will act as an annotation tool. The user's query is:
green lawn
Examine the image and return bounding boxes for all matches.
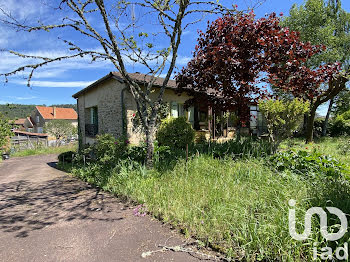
[11,144,77,157]
[68,137,350,261]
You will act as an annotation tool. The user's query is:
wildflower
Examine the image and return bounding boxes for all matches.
[125,139,130,144]
[133,204,147,217]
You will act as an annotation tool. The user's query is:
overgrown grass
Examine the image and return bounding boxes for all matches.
[281,137,350,167]
[12,144,77,157]
[67,137,350,260]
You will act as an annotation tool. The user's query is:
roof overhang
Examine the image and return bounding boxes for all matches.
[72,72,125,98]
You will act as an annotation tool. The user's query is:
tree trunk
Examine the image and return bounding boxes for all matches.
[305,107,317,143]
[145,114,157,168]
[145,127,155,168]
[321,97,334,137]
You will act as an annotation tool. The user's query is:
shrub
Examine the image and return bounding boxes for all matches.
[269,150,346,179]
[94,134,128,165]
[259,98,310,151]
[125,144,147,163]
[330,110,350,137]
[0,112,12,154]
[340,139,350,155]
[58,151,76,163]
[156,117,195,149]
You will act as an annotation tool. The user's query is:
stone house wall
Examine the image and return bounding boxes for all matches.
[77,78,126,144]
[76,78,192,145]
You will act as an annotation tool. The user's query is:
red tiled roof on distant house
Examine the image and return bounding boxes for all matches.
[36,106,77,120]
[13,118,26,125]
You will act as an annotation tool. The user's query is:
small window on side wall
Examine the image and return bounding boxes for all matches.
[36,116,40,123]
[90,107,98,125]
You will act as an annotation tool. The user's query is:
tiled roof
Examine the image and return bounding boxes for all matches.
[73,72,179,98]
[13,118,26,125]
[13,130,48,137]
[111,72,177,88]
[36,106,77,120]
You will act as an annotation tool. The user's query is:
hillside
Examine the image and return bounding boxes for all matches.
[0,104,77,119]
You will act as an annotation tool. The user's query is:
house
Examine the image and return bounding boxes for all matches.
[73,72,266,145]
[30,106,78,133]
[10,117,34,132]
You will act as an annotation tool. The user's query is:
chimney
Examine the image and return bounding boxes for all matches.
[53,106,56,118]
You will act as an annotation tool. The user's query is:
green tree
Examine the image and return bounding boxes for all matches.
[282,0,350,141]
[259,99,310,152]
[45,120,77,146]
[333,89,350,116]
[0,112,13,154]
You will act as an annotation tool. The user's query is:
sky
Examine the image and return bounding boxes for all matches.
[0,0,349,115]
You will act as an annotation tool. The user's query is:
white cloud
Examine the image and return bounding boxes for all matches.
[0,50,113,79]
[13,80,94,88]
[176,55,191,66]
[6,95,37,100]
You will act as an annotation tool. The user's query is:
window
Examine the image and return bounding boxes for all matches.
[37,127,43,133]
[171,102,179,117]
[36,116,40,123]
[90,107,98,125]
[170,102,186,118]
[170,102,195,127]
[27,128,33,133]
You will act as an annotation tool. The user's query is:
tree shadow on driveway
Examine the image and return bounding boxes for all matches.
[0,168,126,238]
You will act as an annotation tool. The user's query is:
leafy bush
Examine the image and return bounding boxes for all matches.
[125,144,147,162]
[58,151,76,163]
[269,150,346,178]
[330,110,350,137]
[340,139,350,155]
[93,134,128,165]
[259,98,309,151]
[0,112,12,154]
[156,117,195,149]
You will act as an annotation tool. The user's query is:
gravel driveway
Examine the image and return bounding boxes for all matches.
[0,154,214,262]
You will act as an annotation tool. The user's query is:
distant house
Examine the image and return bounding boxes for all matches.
[30,106,78,133]
[10,117,34,132]
[73,72,267,145]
